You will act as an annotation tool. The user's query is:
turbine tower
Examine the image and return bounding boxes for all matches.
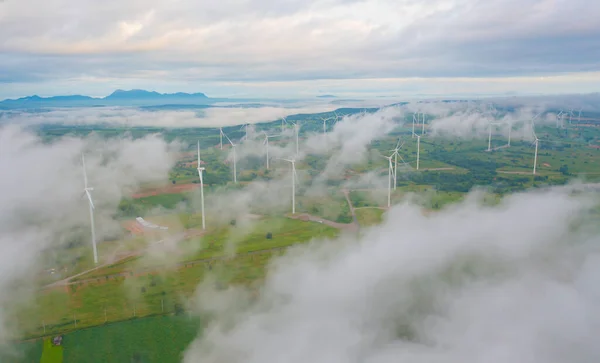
[382,155,393,208]
[219,127,224,150]
[196,141,206,230]
[81,154,98,265]
[279,158,298,214]
[262,132,280,169]
[531,116,540,175]
[320,116,333,149]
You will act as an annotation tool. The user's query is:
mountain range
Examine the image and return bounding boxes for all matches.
[0,89,217,108]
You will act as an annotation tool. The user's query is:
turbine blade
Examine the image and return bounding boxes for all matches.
[197,140,201,165]
[81,154,88,188]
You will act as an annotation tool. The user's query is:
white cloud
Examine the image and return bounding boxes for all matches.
[1,0,600,98]
[184,187,600,363]
[0,125,178,348]
[2,104,338,128]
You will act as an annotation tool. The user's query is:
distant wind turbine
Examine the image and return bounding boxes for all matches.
[197,141,206,230]
[81,154,98,265]
[389,139,409,190]
[279,158,298,214]
[221,130,237,183]
[382,155,393,207]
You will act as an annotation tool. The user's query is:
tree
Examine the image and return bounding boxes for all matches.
[559,164,570,175]
[266,232,273,239]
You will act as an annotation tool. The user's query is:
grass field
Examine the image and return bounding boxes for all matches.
[297,193,353,223]
[40,339,63,363]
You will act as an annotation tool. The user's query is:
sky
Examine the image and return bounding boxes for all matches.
[1,0,600,99]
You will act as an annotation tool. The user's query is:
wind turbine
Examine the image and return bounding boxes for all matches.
[382,155,393,208]
[279,158,298,214]
[240,123,251,141]
[219,127,224,150]
[531,115,542,175]
[568,109,574,125]
[222,130,237,183]
[320,116,333,148]
[286,120,300,156]
[578,108,583,124]
[389,139,408,190]
[81,154,98,265]
[556,110,564,128]
[196,141,206,230]
[415,134,421,170]
[263,132,280,169]
[486,122,505,151]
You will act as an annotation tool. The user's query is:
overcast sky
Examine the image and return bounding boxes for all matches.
[1,0,599,99]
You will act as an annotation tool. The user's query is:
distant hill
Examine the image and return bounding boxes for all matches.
[317,95,337,98]
[0,89,214,109]
[105,89,208,100]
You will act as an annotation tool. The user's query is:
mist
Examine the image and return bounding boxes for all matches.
[0,125,179,350]
[183,187,600,363]
[0,104,338,128]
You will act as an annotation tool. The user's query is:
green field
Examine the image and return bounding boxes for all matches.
[40,339,63,363]
[63,315,198,363]
[16,217,337,339]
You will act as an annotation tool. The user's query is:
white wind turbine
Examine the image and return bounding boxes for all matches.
[279,158,298,214]
[412,122,424,170]
[381,155,394,208]
[81,154,98,265]
[222,131,237,183]
[320,115,334,148]
[219,127,224,150]
[578,108,583,124]
[568,109,574,125]
[389,139,409,190]
[263,132,280,169]
[196,141,206,230]
[531,112,543,175]
[240,123,251,141]
[486,121,507,151]
[556,110,565,128]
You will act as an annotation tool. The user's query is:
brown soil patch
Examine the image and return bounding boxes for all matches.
[124,221,145,235]
[543,163,551,167]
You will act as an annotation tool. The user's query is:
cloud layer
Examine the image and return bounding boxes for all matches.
[1,0,600,97]
[0,125,179,351]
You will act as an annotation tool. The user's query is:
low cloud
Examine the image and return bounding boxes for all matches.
[0,125,179,350]
[184,187,600,363]
[1,104,338,128]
